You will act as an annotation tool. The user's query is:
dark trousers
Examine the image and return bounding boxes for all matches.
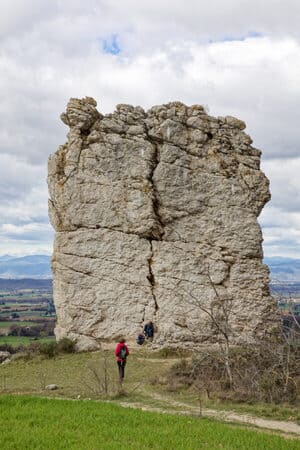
[117,361,126,382]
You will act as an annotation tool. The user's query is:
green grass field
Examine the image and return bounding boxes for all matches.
[0,395,298,450]
[0,294,52,301]
[0,321,33,328]
[1,303,28,308]
[0,311,47,319]
[0,335,55,347]
[6,310,46,316]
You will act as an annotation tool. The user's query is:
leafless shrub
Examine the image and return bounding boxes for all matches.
[171,261,235,388]
[82,351,116,398]
[156,348,188,359]
[169,342,300,404]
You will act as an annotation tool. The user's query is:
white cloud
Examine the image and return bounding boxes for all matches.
[0,0,52,38]
[261,158,300,213]
[1,36,299,163]
[259,205,300,257]
[1,222,52,236]
[0,1,299,257]
[0,240,52,257]
[0,154,47,203]
[0,186,48,224]
[0,221,53,257]
[261,229,300,259]
[2,1,300,50]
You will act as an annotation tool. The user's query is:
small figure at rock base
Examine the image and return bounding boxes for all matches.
[143,320,154,342]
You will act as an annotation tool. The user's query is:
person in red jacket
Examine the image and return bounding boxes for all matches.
[115,338,129,383]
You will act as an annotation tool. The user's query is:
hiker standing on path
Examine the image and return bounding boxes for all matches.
[143,320,154,341]
[115,338,129,384]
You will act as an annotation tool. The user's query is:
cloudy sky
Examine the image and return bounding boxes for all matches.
[0,0,299,258]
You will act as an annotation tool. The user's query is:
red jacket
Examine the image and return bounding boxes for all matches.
[115,342,129,362]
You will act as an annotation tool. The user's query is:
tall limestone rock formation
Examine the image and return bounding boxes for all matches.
[48,97,278,350]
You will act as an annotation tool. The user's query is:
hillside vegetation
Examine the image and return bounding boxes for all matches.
[0,346,299,423]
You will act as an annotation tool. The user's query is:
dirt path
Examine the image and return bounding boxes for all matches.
[97,347,300,436]
[119,392,300,437]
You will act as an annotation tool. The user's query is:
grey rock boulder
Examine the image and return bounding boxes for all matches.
[48,98,278,350]
[0,351,11,363]
[45,384,58,390]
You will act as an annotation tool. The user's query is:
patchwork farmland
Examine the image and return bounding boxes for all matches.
[0,279,55,347]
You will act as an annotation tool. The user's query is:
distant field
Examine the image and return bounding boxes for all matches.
[0,301,40,307]
[0,291,51,296]
[0,395,298,450]
[0,284,54,350]
[0,321,33,329]
[0,279,52,290]
[4,311,46,317]
[0,310,46,318]
[0,335,55,346]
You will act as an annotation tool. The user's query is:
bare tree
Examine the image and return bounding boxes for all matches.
[83,351,112,397]
[271,279,300,394]
[171,263,235,388]
[167,274,300,403]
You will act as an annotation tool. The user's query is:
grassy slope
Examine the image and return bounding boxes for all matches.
[0,395,299,450]
[0,348,299,424]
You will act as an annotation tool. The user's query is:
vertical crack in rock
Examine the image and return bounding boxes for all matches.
[145,137,162,318]
[147,136,165,240]
[147,239,159,316]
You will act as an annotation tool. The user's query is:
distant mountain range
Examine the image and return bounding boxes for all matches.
[0,278,52,290]
[264,257,300,283]
[0,255,51,279]
[0,254,299,282]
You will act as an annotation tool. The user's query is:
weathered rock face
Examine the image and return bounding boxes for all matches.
[48,97,278,350]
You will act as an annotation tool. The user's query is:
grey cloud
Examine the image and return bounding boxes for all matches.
[0,155,47,201]
[0,223,53,241]
[0,160,49,238]
[60,0,300,46]
[0,0,53,38]
[260,203,300,257]
[1,6,299,160]
[261,158,300,213]
[2,1,300,50]
[261,223,300,258]
[0,1,299,258]
[262,240,300,259]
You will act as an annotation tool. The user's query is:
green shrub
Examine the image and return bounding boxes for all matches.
[36,338,76,358]
[56,338,76,353]
[0,343,15,354]
[39,341,58,358]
